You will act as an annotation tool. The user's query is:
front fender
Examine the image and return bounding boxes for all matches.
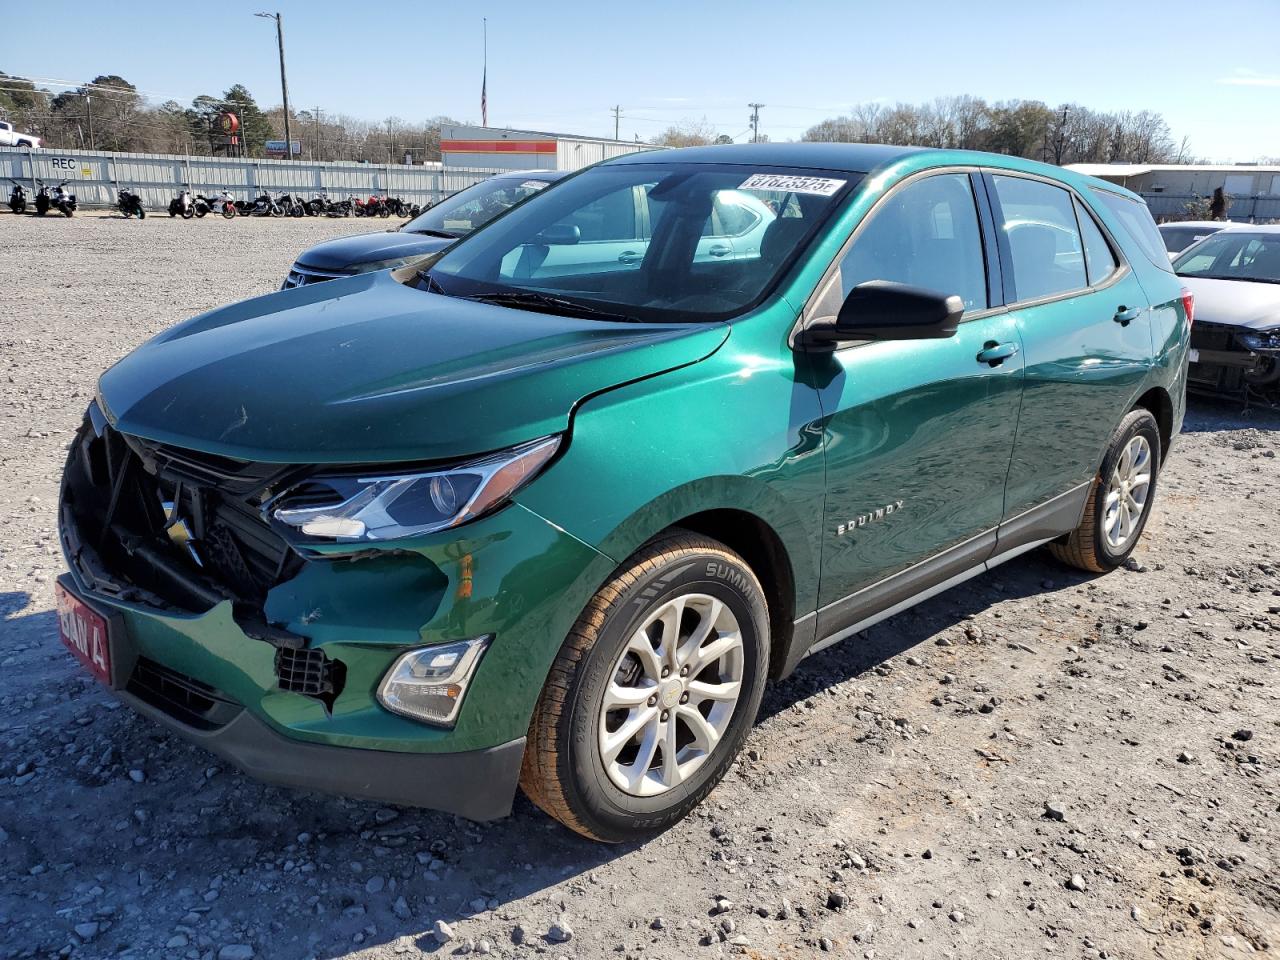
[516,310,826,620]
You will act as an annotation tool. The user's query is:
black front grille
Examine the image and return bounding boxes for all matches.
[61,415,304,612]
[275,646,345,706]
[127,657,241,730]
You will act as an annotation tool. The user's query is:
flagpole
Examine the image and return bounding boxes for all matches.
[481,18,488,128]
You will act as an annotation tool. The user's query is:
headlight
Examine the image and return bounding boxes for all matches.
[271,435,559,541]
[378,635,490,726]
[1237,329,1280,353]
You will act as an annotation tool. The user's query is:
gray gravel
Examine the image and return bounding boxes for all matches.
[2,212,1279,959]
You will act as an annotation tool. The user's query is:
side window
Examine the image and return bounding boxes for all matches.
[555,184,640,242]
[1090,188,1175,274]
[840,173,988,312]
[1074,198,1120,286]
[991,175,1087,301]
[707,191,763,238]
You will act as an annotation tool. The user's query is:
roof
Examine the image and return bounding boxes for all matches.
[490,168,570,181]
[604,142,927,172]
[1216,224,1280,234]
[1158,221,1227,229]
[442,124,660,148]
[1067,163,1280,177]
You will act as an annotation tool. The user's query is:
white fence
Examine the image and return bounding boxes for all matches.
[0,146,505,211]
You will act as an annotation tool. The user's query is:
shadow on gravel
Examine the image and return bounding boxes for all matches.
[0,590,33,620]
[761,548,1095,722]
[1182,395,1280,433]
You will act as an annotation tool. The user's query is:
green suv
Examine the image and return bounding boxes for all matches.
[57,144,1190,842]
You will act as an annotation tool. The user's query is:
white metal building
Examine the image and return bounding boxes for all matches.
[440,125,657,172]
[1067,163,1280,221]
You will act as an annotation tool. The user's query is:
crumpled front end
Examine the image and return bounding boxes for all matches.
[57,402,612,818]
[1189,321,1280,404]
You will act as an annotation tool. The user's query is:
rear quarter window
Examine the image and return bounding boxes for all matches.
[1089,188,1174,274]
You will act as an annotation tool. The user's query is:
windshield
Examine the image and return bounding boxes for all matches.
[1174,232,1280,283]
[1161,225,1220,254]
[422,162,857,323]
[403,175,554,238]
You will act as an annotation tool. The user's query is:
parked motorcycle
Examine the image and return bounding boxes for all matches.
[323,195,355,217]
[7,179,27,214]
[191,194,212,218]
[201,191,237,218]
[46,179,77,217]
[275,192,307,217]
[385,196,413,218]
[34,180,51,216]
[307,192,334,216]
[116,188,146,219]
[169,189,196,219]
[240,192,283,217]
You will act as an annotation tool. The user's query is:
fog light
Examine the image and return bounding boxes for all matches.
[376,636,491,726]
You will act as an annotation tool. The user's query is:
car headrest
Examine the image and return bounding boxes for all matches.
[761,218,810,265]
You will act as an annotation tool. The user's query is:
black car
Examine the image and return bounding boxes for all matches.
[281,169,569,288]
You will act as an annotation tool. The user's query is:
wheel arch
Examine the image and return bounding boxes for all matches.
[1131,385,1173,463]
[663,508,798,680]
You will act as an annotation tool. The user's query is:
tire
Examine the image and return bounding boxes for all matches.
[181,206,194,219]
[62,205,73,217]
[137,207,145,219]
[1049,408,1161,573]
[521,531,769,843]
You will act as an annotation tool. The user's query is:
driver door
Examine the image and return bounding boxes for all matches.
[809,171,1024,631]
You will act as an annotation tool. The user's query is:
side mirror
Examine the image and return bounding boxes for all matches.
[533,223,581,245]
[801,280,964,349]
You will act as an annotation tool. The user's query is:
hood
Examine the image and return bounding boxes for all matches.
[98,271,728,464]
[294,231,453,272]
[1181,276,1280,331]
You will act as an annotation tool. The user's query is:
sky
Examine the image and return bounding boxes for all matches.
[3,0,1278,161]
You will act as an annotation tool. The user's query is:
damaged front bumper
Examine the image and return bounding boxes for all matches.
[57,404,611,819]
[1189,322,1280,400]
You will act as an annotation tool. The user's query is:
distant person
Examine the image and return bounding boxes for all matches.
[1210,186,1228,221]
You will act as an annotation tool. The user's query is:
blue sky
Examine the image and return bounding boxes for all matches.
[4,0,1278,160]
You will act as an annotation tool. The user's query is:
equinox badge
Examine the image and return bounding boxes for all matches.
[837,500,904,536]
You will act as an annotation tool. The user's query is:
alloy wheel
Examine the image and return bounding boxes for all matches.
[1103,435,1152,550]
[598,594,744,797]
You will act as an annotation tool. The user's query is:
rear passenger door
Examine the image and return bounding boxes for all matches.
[984,172,1153,532]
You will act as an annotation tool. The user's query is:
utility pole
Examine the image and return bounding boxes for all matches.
[256,11,293,158]
[748,103,764,143]
[86,95,95,150]
[612,105,622,141]
[313,106,322,160]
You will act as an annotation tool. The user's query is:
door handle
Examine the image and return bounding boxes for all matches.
[708,244,731,258]
[976,341,1019,367]
[618,251,642,265]
[1113,306,1140,326]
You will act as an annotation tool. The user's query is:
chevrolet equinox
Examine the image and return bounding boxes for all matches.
[57,143,1190,842]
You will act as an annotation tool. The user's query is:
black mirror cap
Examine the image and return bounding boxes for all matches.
[798,280,965,350]
[534,223,581,246]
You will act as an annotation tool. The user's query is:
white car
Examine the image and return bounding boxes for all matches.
[0,120,40,148]
[1174,225,1280,400]
[1159,220,1227,258]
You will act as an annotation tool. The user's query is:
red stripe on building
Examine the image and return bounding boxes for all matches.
[441,140,558,154]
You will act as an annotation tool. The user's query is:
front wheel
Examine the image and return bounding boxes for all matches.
[1050,408,1161,573]
[521,531,769,842]
[137,207,146,219]
[62,205,73,217]
[222,204,236,219]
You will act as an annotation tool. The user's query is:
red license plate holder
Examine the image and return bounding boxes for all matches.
[57,580,115,687]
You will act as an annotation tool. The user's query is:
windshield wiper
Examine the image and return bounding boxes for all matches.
[463,290,641,323]
[409,228,458,239]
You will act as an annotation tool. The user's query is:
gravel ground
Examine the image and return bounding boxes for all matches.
[1,212,1278,960]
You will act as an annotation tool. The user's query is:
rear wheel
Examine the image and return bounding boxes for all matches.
[521,532,768,842]
[1050,408,1160,573]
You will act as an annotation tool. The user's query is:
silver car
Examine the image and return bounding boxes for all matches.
[1174,225,1280,401]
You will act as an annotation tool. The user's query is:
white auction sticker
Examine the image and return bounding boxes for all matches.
[520,180,550,189]
[739,173,846,196]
